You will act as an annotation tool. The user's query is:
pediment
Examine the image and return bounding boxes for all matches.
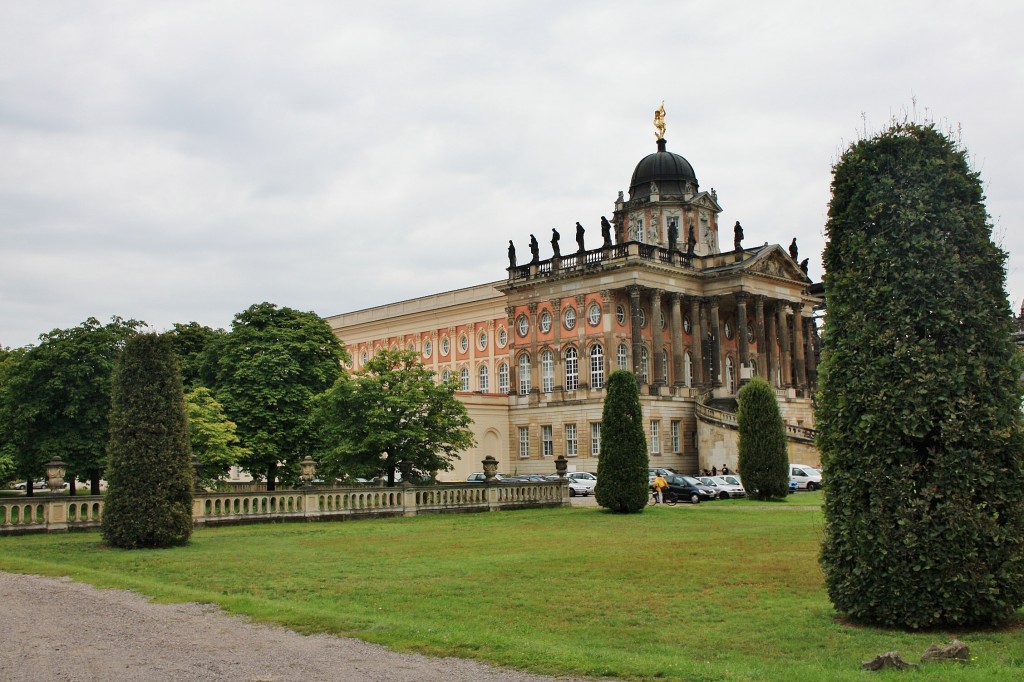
[691,191,722,213]
[744,246,809,282]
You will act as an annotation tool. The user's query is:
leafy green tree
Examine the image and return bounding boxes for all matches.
[594,370,648,513]
[736,377,789,500]
[0,317,143,495]
[204,303,347,490]
[311,348,474,485]
[102,333,193,548]
[817,122,1024,628]
[167,322,225,390]
[185,387,247,488]
[0,348,16,483]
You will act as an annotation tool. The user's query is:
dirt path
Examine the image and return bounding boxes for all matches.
[0,572,609,682]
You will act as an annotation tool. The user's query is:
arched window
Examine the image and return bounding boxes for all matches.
[498,362,509,394]
[725,356,735,394]
[661,349,669,383]
[478,364,489,392]
[640,347,649,383]
[518,354,531,395]
[541,350,554,393]
[617,343,629,370]
[565,347,578,391]
[684,351,692,388]
[590,344,604,389]
[460,367,470,391]
[442,369,451,383]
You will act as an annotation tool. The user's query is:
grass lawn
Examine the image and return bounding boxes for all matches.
[1,501,1021,681]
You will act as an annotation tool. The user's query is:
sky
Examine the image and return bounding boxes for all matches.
[3,1,1023,349]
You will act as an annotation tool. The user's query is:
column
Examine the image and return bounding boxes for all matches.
[689,296,705,387]
[551,299,562,390]
[805,317,818,389]
[755,296,766,379]
[792,303,807,389]
[708,296,722,388]
[628,286,644,382]
[766,303,778,387]
[528,303,540,391]
[670,293,684,386]
[651,289,665,386]
[601,290,615,379]
[777,302,791,388]
[504,307,516,391]
[736,292,750,370]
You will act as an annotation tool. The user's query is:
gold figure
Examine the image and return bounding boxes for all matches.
[653,101,666,140]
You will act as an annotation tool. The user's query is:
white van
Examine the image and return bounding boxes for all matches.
[789,464,822,491]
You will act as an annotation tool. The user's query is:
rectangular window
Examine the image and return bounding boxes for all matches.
[671,420,681,453]
[617,344,628,370]
[498,363,509,394]
[478,365,489,392]
[650,420,660,454]
[542,425,553,457]
[565,351,578,391]
[519,426,530,458]
[565,423,578,457]
[590,422,601,456]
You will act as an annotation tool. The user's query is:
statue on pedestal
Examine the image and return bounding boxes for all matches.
[733,221,744,251]
[575,222,585,252]
[789,238,799,261]
[529,234,539,263]
[551,228,561,258]
[686,223,697,258]
[507,240,516,269]
[601,216,613,247]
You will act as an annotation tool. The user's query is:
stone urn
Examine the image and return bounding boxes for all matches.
[399,460,413,487]
[482,455,499,482]
[554,455,568,479]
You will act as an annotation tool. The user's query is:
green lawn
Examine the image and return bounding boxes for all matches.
[1,503,1020,681]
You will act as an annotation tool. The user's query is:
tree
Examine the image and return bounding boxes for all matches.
[817,121,1024,628]
[594,370,648,513]
[311,348,474,485]
[185,387,247,488]
[167,322,225,391]
[0,348,16,483]
[736,377,789,500]
[102,334,193,548]
[203,303,347,490]
[0,317,143,495]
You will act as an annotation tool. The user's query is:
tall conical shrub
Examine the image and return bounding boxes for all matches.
[737,377,789,500]
[595,370,649,513]
[817,122,1024,627]
[102,333,194,548]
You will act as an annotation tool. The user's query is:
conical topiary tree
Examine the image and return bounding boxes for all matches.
[102,333,194,548]
[817,121,1024,628]
[595,370,649,513]
[737,377,789,500]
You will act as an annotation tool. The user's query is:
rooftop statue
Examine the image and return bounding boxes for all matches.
[686,223,697,258]
[508,240,516,269]
[601,216,613,247]
[575,222,585,252]
[529,234,539,263]
[653,101,666,140]
[734,221,744,251]
[551,228,561,258]
[789,238,799,261]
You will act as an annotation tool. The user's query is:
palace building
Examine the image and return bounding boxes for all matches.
[325,120,823,481]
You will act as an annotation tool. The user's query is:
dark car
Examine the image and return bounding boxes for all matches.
[661,474,717,504]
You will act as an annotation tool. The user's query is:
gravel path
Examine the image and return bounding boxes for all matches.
[0,572,611,682]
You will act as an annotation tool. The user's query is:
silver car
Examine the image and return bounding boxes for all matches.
[698,476,746,499]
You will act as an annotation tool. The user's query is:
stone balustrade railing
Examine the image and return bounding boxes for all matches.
[1,481,569,535]
[696,391,817,443]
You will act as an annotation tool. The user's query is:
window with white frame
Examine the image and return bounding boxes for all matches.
[519,426,530,458]
[541,349,554,393]
[460,367,470,391]
[498,362,509,393]
[564,307,576,331]
[588,303,601,326]
[459,335,469,353]
[541,425,553,457]
[498,327,508,347]
[640,346,650,383]
[661,350,669,383]
[424,339,432,358]
[442,337,450,356]
[617,343,628,370]
[684,351,692,387]
[565,346,578,390]
[671,420,680,453]
[565,423,578,457]
[590,422,601,456]
[518,354,531,395]
[442,369,451,382]
[650,420,660,454]
[590,344,604,389]
[478,330,487,350]
[478,364,489,392]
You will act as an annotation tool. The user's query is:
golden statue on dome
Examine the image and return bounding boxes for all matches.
[653,101,666,140]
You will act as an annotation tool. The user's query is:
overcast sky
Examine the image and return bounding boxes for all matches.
[2,1,1022,348]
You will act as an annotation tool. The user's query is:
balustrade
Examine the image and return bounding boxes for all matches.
[1,482,568,535]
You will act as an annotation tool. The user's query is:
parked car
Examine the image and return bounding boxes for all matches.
[698,476,746,499]
[789,478,799,494]
[661,474,717,503]
[466,472,508,482]
[506,474,550,483]
[648,467,678,484]
[789,464,822,490]
[565,471,597,494]
[12,480,50,491]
